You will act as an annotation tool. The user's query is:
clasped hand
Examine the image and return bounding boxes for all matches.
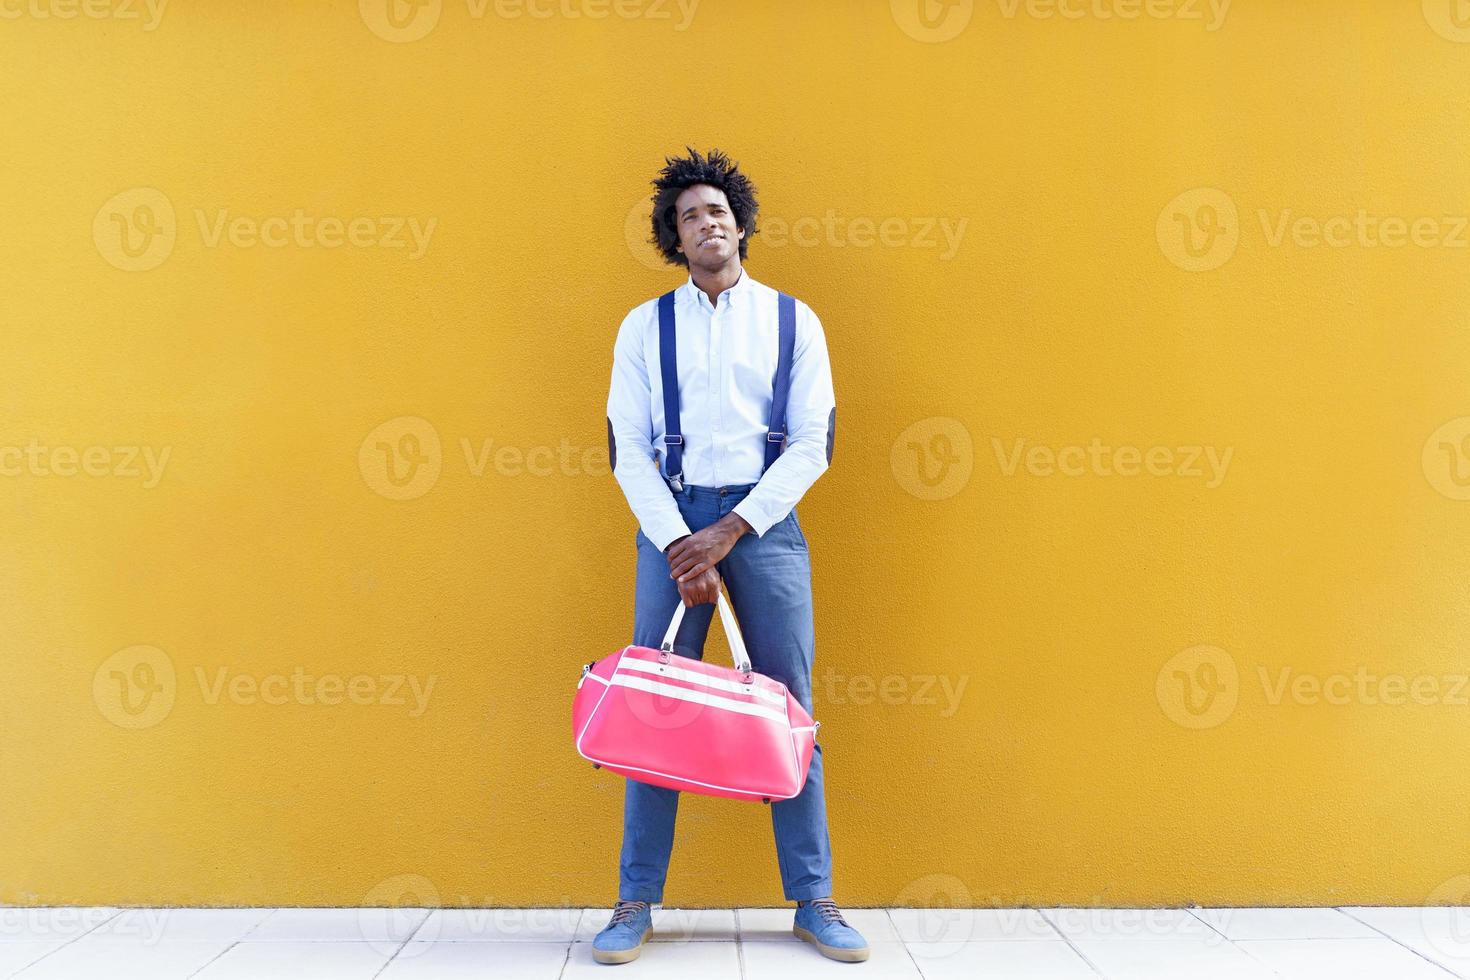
[665,515,751,607]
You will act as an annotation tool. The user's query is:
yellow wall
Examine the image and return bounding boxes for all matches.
[4,0,1470,909]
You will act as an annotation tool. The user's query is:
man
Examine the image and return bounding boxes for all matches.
[596,147,865,964]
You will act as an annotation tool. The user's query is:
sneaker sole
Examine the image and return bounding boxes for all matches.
[794,924,871,962]
[592,926,653,965]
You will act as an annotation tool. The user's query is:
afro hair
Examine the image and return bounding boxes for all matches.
[647,146,760,267]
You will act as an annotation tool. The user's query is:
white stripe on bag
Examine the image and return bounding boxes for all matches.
[609,674,790,724]
[616,658,787,706]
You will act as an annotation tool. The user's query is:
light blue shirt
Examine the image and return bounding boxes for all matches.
[606,269,836,551]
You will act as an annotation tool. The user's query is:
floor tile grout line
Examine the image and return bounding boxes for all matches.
[9,907,122,977]
[888,908,931,980]
[1034,906,1107,977]
[554,908,584,979]
[399,907,436,945]
[368,932,418,980]
[734,908,746,980]
[1336,907,1469,979]
[1180,903,1291,977]
[1183,905,1236,942]
[185,940,240,978]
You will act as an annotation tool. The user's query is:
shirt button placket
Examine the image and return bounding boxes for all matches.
[709,302,723,486]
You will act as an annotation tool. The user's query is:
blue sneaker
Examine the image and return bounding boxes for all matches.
[592,900,654,965]
[793,899,870,962]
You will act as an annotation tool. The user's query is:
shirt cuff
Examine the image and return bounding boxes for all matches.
[731,498,779,539]
[645,517,694,553]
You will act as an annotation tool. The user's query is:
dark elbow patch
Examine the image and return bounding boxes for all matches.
[606,416,617,470]
[826,407,835,464]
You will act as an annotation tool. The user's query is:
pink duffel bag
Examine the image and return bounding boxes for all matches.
[573,587,819,804]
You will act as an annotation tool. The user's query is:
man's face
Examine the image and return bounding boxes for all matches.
[673,183,744,269]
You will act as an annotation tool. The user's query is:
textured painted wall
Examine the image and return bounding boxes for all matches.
[4,0,1470,909]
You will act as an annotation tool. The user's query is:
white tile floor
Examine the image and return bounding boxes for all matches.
[2,906,1469,977]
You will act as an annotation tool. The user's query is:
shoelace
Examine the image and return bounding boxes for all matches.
[609,900,649,926]
[804,898,849,926]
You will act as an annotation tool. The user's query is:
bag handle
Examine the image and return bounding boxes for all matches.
[659,586,753,674]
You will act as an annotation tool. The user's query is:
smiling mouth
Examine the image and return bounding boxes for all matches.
[698,236,724,247]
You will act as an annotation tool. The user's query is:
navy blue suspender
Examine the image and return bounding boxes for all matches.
[656,291,684,490]
[657,288,796,493]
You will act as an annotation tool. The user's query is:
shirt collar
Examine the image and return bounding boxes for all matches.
[682,267,756,311]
